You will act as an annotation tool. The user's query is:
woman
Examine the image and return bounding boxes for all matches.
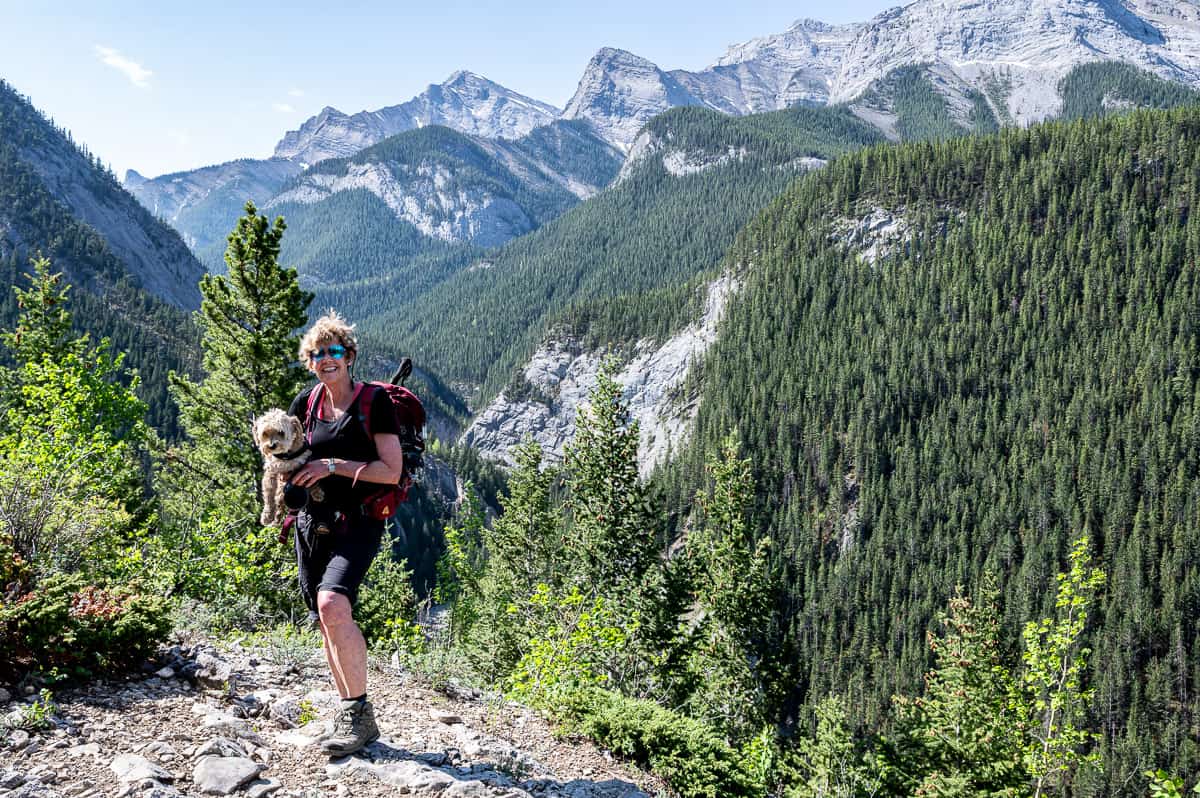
[288,310,404,756]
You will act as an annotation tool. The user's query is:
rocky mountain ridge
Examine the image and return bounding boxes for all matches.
[274,72,561,167]
[125,0,1200,263]
[267,123,620,249]
[560,0,1200,148]
[0,81,204,309]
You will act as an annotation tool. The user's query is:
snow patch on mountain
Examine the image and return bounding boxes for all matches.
[461,276,738,476]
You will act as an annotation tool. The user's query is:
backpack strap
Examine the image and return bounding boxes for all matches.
[355,382,378,440]
[304,386,323,445]
[303,382,366,445]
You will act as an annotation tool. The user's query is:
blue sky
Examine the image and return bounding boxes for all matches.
[2,1,901,179]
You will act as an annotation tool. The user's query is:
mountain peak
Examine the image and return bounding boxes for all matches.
[274,75,558,164]
[442,69,489,88]
[562,47,704,150]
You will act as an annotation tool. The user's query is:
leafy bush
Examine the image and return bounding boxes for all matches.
[1146,770,1200,798]
[247,623,321,672]
[556,687,764,798]
[0,563,170,682]
[357,542,422,656]
[507,585,632,706]
[0,688,57,732]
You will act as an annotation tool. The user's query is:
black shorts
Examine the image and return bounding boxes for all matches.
[294,509,385,612]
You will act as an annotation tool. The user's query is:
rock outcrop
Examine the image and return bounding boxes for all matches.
[461,276,737,477]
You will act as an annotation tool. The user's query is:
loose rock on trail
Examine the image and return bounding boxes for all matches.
[0,638,660,798]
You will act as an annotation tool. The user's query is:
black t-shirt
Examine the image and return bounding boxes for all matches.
[289,382,399,509]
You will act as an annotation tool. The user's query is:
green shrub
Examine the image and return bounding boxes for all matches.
[357,543,423,656]
[556,687,764,798]
[0,571,170,682]
[0,689,57,732]
[247,623,321,671]
[1146,770,1200,798]
[507,585,632,706]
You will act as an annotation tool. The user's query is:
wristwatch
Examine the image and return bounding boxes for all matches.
[325,459,336,475]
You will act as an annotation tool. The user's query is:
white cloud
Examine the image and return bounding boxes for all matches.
[94,45,152,88]
[272,102,296,113]
[288,88,304,98]
[166,128,191,147]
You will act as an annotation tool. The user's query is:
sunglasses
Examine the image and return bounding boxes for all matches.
[308,344,347,361]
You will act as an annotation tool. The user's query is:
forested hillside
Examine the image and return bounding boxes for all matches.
[342,105,884,401]
[666,106,1200,791]
[853,63,999,141]
[1059,61,1200,121]
[0,81,199,434]
[272,122,621,274]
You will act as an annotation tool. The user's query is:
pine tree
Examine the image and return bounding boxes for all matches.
[0,255,87,365]
[468,440,562,679]
[563,357,658,594]
[154,203,312,617]
[681,432,774,741]
[168,201,313,490]
[883,579,1026,796]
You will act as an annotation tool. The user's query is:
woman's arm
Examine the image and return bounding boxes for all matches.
[291,432,404,488]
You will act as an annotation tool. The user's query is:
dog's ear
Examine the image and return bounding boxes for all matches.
[290,415,304,442]
[252,415,264,441]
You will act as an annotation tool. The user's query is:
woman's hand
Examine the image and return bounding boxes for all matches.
[292,458,334,488]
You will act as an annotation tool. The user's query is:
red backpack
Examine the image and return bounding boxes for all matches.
[305,359,425,518]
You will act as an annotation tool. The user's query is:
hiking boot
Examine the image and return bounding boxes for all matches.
[320,699,379,756]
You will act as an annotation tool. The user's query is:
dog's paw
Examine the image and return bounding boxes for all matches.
[260,509,276,527]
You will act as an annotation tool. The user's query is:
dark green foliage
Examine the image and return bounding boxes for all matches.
[0,534,170,682]
[673,433,776,742]
[169,201,313,486]
[363,104,883,401]
[858,65,997,141]
[672,106,1200,791]
[157,202,313,618]
[563,362,660,593]
[556,687,765,798]
[355,541,420,650]
[882,583,1026,796]
[1059,62,1200,121]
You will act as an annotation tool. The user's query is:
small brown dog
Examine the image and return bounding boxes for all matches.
[253,409,324,527]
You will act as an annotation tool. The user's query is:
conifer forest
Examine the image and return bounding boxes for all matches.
[3,29,1200,797]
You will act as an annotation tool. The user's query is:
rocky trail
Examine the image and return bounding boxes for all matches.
[0,638,662,798]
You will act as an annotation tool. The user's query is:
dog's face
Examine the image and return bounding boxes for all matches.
[253,409,305,457]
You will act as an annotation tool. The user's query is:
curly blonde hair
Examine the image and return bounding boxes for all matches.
[298,309,358,362]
